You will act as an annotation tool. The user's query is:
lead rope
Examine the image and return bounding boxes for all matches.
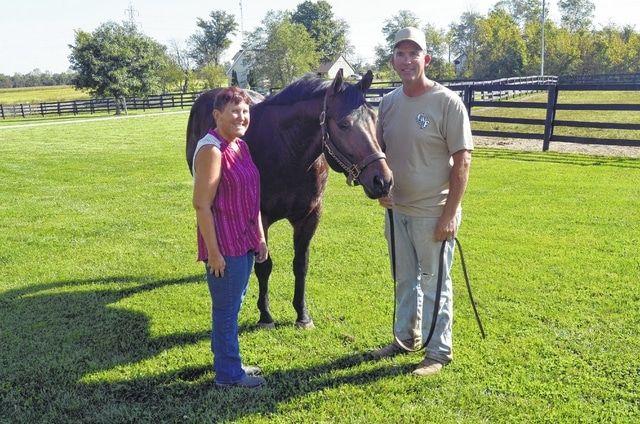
[387,208,485,353]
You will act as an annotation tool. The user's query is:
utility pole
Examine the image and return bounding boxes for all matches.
[239,1,244,45]
[125,2,139,28]
[541,0,546,76]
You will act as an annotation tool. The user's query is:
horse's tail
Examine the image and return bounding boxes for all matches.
[186,90,217,175]
[185,104,196,175]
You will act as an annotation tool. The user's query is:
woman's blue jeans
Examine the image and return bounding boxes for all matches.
[205,252,254,384]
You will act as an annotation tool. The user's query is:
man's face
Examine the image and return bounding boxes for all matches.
[391,40,431,83]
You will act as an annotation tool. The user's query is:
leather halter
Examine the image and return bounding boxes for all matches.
[319,92,386,186]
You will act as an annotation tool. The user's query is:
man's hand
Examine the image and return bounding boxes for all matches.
[378,195,394,209]
[434,214,457,242]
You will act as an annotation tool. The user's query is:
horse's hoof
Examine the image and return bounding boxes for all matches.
[258,322,275,330]
[295,320,315,330]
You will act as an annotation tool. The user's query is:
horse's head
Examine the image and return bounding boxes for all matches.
[321,69,392,199]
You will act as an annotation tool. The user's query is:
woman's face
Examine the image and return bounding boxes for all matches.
[214,100,250,139]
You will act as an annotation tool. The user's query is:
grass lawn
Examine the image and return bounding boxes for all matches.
[1,113,639,422]
[0,85,90,105]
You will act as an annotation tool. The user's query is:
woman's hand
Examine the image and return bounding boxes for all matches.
[207,253,226,277]
[255,239,268,263]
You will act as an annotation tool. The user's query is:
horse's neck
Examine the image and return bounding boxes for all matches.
[258,97,324,165]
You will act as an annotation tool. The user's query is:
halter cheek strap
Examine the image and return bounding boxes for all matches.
[319,93,386,185]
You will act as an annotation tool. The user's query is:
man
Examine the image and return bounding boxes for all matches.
[371,27,473,376]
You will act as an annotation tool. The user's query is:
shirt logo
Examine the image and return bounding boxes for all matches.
[416,113,430,129]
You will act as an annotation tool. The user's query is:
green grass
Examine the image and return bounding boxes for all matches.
[0,85,90,105]
[472,90,640,141]
[1,114,639,422]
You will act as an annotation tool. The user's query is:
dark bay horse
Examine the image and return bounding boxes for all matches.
[186,70,392,329]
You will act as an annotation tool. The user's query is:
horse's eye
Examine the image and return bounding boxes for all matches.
[338,121,351,130]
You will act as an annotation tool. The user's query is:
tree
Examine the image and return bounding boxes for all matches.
[157,52,186,93]
[558,0,595,32]
[493,0,543,26]
[291,1,351,61]
[374,10,421,71]
[196,64,229,89]
[475,10,527,78]
[449,11,482,77]
[68,21,166,114]
[231,70,239,86]
[424,24,456,80]
[189,10,237,67]
[167,40,194,93]
[243,11,319,89]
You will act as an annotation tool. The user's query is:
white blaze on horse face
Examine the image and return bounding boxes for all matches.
[213,101,250,140]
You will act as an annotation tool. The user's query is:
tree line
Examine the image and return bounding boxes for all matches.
[375,0,640,80]
[0,70,75,89]
[10,0,637,112]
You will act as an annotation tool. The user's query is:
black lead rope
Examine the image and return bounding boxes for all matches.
[387,208,485,353]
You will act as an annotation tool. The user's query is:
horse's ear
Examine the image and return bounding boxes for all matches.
[329,68,344,95]
[358,70,374,92]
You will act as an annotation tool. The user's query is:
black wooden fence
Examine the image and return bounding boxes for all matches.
[3,77,638,152]
[367,78,639,151]
[0,91,201,119]
[460,82,640,151]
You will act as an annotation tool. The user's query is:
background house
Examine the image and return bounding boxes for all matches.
[226,50,250,88]
[316,55,356,79]
[453,53,467,77]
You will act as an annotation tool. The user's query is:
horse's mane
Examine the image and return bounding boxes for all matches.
[262,74,365,110]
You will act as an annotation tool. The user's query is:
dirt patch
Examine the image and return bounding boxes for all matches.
[473,136,640,158]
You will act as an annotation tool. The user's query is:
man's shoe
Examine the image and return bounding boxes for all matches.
[367,342,408,360]
[242,365,262,376]
[412,358,444,376]
[215,374,266,389]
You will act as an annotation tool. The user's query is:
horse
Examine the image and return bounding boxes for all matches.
[186,69,393,329]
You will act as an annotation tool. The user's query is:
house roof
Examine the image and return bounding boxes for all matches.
[316,54,354,74]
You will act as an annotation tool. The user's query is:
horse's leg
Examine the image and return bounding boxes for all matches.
[254,220,275,329]
[291,207,321,329]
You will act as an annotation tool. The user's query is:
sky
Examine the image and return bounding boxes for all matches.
[0,0,639,74]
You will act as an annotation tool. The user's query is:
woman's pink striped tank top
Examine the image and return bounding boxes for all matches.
[195,129,261,260]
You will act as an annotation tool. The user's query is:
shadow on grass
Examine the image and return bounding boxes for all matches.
[475,147,640,169]
[0,276,410,422]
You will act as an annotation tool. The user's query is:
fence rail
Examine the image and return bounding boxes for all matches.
[0,91,201,119]
[368,78,639,151]
[3,76,639,152]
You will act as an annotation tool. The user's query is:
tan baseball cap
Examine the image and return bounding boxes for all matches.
[393,26,426,51]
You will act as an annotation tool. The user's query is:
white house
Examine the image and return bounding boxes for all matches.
[316,55,356,79]
[453,53,467,76]
[226,50,250,88]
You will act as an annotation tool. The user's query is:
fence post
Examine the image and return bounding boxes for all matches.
[462,86,473,117]
[40,103,45,117]
[160,95,164,110]
[180,92,184,109]
[543,85,559,152]
[90,99,94,114]
[0,104,4,119]
[107,99,111,114]
[73,100,78,116]
[20,104,25,118]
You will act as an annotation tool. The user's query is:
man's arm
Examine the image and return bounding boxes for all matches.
[434,149,471,241]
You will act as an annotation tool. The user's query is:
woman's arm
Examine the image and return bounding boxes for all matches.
[192,145,225,276]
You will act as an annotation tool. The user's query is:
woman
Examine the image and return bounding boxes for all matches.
[192,87,268,389]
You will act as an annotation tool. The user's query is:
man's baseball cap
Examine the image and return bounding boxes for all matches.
[393,26,426,51]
